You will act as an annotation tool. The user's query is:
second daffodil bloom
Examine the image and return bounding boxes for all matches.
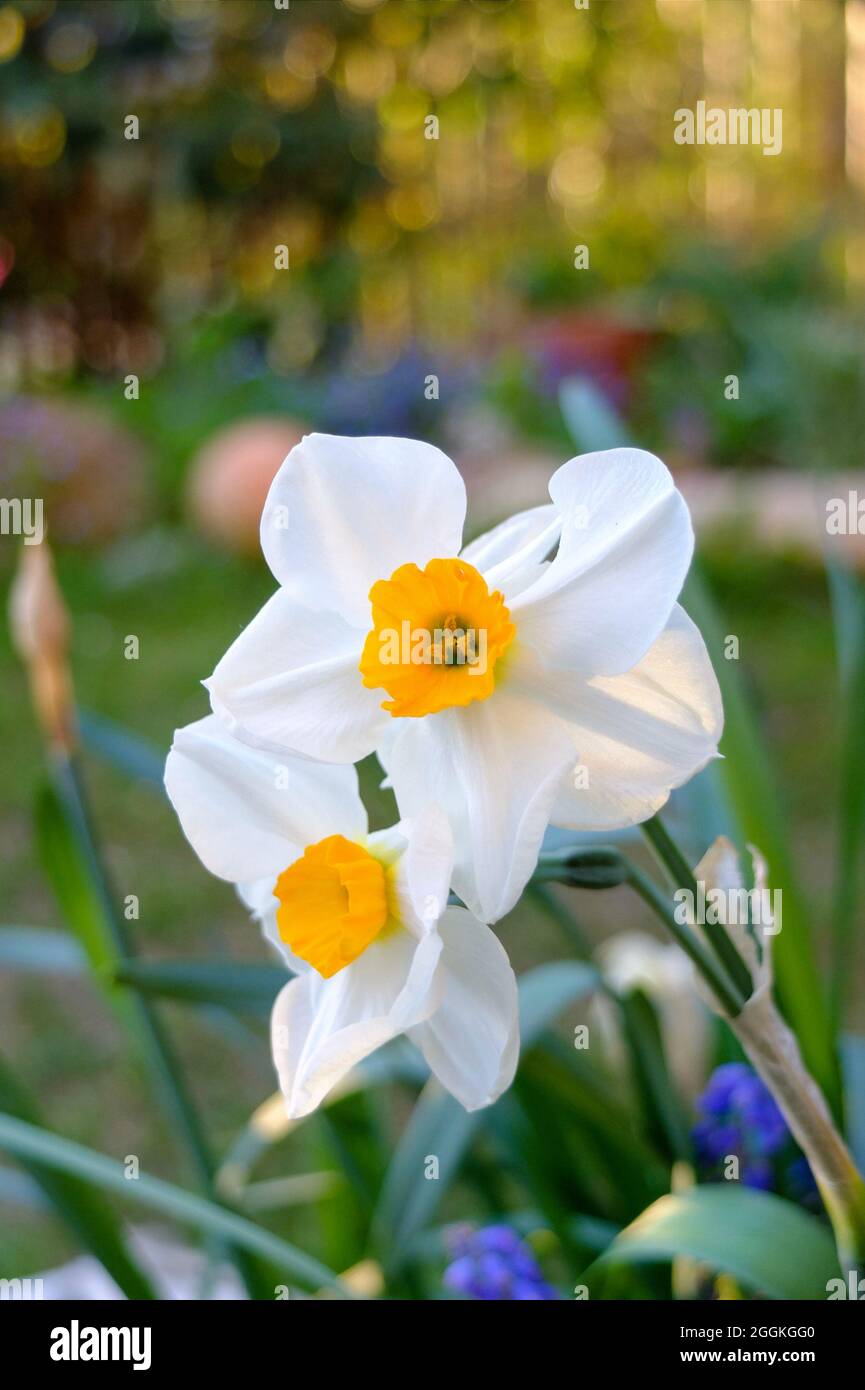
[206,436,723,922]
[164,714,518,1117]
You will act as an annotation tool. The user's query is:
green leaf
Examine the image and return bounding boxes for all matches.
[372,961,598,1271]
[241,1172,342,1213]
[114,959,287,1016]
[0,926,85,974]
[557,379,840,1114]
[215,1047,426,1205]
[842,1034,865,1176]
[510,1042,669,1224]
[586,1186,840,1300]
[0,1165,45,1208]
[79,710,166,791]
[0,1113,349,1297]
[35,762,214,1182]
[517,961,599,1040]
[683,569,841,1117]
[35,757,273,1298]
[34,770,129,1000]
[558,378,631,452]
[0,1056,156,1300]
[374,1085,475,1273]
[616,988,692,1163]
[827,564,865,1020]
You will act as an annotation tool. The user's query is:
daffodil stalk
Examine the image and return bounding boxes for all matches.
[732,988,865,1282]
[541,816,865,1278]
[634,822,865,1281]
[641,816,754,1003]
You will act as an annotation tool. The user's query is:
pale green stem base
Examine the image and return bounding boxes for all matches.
[732,988,865,1283]
[633,816,865,1284]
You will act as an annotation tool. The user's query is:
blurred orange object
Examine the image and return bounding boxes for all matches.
[186,416,308,556]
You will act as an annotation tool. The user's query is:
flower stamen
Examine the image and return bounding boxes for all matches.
[359,557,515,718]
[274,835,389,978]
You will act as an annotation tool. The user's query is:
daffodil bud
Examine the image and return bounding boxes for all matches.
[8,540,76,754]
[534,845,628,890]
[683,835,773,1012]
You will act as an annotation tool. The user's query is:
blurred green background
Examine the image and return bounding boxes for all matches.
[1,0,864,1298]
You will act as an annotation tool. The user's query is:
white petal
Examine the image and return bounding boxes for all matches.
[515,605,723,831]
[511,448,693,676]
[165,713,367,884]
[205,589,388,763]
[270,929,443,1117]
[384,692,575,923]
[237,878,309,974]
[389,803,454,935]
[460,504,560,598]
[260,434,466,629]
[237,876,278,927]
[408,907,519,1111]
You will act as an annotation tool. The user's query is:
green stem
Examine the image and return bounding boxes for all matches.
[525,881,592,958]
[58,756,214,1184]
[625,863,745,1018]
[49,753,275,1299]
[635,818,865,1280]
[641,815,754,1001]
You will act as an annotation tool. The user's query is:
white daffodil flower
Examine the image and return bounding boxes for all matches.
[164,714,518,1117]
[206,435,723,923]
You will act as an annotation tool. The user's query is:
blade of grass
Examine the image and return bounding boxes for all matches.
[513,1041,670,1222]
[682,568,841,1117]
[35,754,274,1298]
[826,563,865,1022]
[78,709,166,792]
[35,761,214,1187]
[0,1113,349,1297]
[372,961,598,1272]
[0,925,85,973]
[114,959,286,1016]
[0,1055,155,1299]
[615,988,693,1164]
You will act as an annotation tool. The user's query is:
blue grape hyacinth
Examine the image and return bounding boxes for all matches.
[444,1224,558,1301]
[693,1062,818,1203]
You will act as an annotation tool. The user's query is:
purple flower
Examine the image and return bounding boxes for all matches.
[444,1225,558,1301]
[693,1063,795,1189]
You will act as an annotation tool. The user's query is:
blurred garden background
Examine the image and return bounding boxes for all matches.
[1,0,865,1300]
